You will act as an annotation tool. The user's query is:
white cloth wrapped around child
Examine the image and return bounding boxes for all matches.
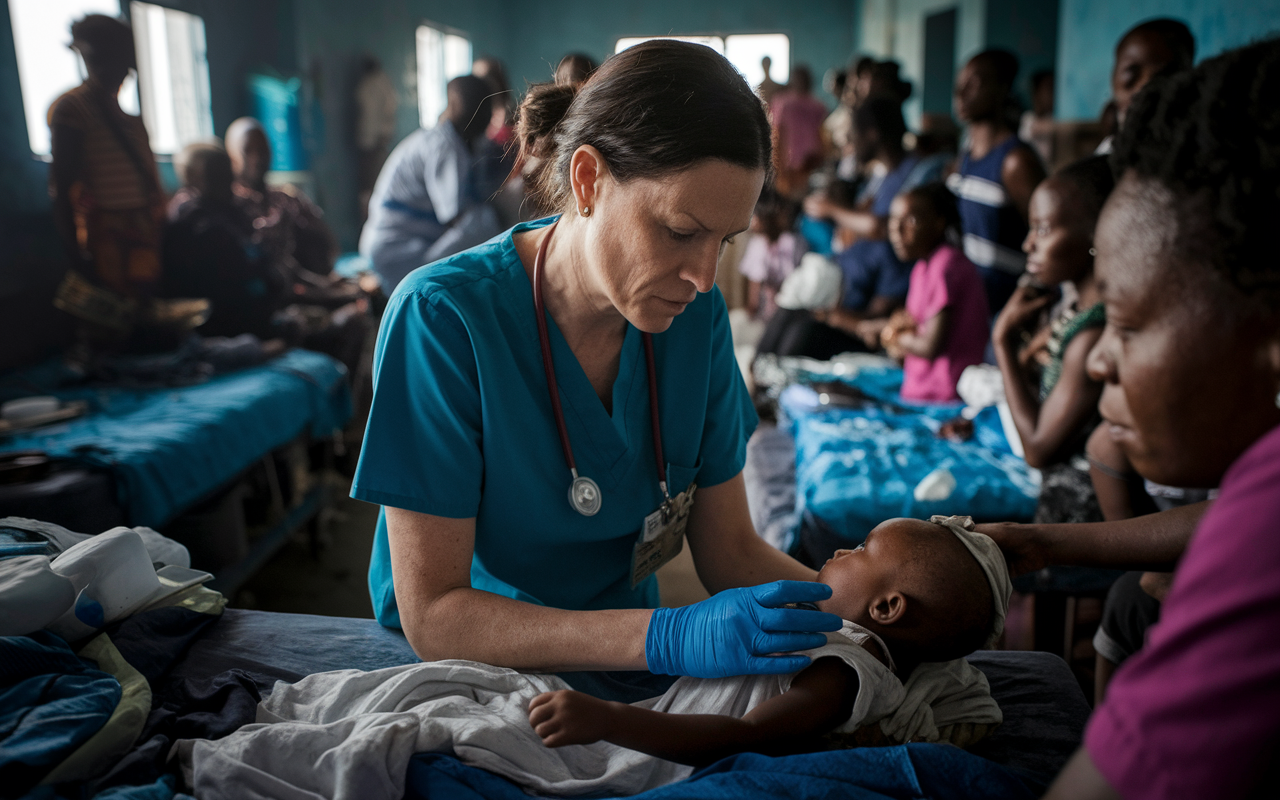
[177,516,1010,800]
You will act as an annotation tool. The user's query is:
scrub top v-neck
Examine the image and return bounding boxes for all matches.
[352,217,757,628]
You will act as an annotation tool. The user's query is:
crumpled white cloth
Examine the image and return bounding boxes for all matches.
[178,622,960,800]
[0,522,198,638]
[774,253,842,311]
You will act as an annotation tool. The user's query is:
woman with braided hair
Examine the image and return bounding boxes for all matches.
[978,38,1280,799]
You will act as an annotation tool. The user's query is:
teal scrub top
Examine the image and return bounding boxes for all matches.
[352,217,758,627]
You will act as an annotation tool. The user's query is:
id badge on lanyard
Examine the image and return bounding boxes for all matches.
[630,483,696,588]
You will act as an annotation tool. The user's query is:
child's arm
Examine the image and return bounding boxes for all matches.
[528,656,860,767]
[994,295,1104,468]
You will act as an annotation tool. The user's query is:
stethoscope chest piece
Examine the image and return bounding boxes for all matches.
[569,474,602,516]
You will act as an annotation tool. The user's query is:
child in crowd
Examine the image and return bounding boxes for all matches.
[737,189,804,323]
[529,516,1008,771]
[180,517,1010,798]
[859,183,990,402]
[991,156,1114,524]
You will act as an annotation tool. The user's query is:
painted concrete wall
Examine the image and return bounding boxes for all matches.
[854,0,988,126]
[498,0,857,103]
[291,0,508,249]
[1056,0,1280,120]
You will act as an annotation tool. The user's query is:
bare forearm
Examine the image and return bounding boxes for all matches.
[403,587,651,672]
[685,473,816,594]
[598,704,792,767]
[995,336,1046,463]
[828,207,885,239]
[691,533,816,595]
[980,501,1210,573]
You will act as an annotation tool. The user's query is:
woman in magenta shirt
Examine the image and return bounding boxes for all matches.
[982,40,1280,799]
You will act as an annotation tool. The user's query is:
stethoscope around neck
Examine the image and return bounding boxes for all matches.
[532,220,669,516]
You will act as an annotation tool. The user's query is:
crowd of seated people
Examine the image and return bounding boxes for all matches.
[734,15,1238,712]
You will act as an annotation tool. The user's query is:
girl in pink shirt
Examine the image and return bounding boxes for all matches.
[869,183,990,402]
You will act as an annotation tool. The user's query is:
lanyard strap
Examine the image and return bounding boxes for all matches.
[532,220,669,498]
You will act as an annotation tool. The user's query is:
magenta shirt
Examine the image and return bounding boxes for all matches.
[771,92,828,171]
[1086,422,1280,799]
[900,244,990,402]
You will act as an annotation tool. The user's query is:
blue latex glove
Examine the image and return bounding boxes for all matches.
[645,581,843,678]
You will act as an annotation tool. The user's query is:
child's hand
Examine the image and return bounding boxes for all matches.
[528,690,615,748]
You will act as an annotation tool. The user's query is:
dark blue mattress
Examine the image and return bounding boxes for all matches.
[172,609,1090,788]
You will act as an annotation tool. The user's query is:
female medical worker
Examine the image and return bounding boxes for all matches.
[351,40,842,694]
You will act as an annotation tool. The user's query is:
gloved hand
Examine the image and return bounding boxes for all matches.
[645,581,843,678]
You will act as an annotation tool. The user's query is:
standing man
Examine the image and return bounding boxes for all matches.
[947,49,1045,315]
[359,76,503,291]
[756,56,782,105]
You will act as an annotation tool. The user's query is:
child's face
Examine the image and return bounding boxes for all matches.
[887,195,942,263]
[1022,179,1092,286]
[814,519,930,623]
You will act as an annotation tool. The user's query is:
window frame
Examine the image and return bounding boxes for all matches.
[416,20,472,130]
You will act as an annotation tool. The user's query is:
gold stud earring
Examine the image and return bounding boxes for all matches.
[581,206,592,217]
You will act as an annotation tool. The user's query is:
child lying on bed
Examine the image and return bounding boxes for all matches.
[527,514,1010,767]
[177,516,1010,799]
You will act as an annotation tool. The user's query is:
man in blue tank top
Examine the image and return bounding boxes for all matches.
[947,49,1046,315]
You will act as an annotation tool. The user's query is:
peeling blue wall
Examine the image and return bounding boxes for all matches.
[1056,0,1280,119]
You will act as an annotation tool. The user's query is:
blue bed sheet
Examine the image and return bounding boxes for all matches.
[779,367,1038,554]
[0,350,351,528]
[406,744,1037,800]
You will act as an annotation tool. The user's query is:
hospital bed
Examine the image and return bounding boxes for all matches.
[166,608,1089,796]
[0,348,352,594]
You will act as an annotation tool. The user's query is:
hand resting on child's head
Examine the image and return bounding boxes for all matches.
[528,516,1007,765]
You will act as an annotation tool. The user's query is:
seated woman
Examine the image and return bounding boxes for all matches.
[163,144,281,339]
[991,156,1115,524]
[861,183,989,403]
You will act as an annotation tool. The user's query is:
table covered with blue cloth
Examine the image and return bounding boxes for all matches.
[0,350,351,528]
[768,366,1039,564]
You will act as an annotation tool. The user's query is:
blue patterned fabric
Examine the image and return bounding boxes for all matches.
[779,367,1037,550]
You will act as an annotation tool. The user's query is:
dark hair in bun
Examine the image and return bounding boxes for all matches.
[516,39,772,211]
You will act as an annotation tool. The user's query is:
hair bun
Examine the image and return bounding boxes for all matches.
[516,82,577,163]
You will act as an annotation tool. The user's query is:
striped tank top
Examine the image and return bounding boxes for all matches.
[947,136,1030,276]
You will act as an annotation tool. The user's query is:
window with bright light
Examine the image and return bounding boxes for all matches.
[615,36,725,55]
[417,23,472,128]
[613,34,790,89]
[7,0,137,156]
[725,34,790,87]
[130,2,213,155]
